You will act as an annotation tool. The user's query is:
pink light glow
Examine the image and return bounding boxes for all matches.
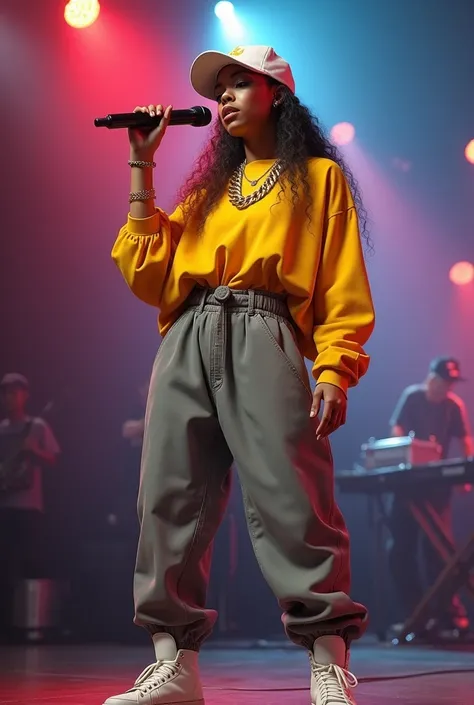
[330,122,355,146]
[64,0,100,29]
[465,139,474,164]
[449,261,474,286]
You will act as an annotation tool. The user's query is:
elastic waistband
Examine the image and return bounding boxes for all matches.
[187,286,291,318]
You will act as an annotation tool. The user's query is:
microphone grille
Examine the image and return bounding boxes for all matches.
[192,106,212,127]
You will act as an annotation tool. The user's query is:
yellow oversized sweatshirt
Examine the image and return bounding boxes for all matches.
[112,157,375,394]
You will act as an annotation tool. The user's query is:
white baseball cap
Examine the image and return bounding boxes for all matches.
[190,45,296,101]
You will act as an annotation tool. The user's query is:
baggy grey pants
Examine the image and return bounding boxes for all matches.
[134,287,367,650]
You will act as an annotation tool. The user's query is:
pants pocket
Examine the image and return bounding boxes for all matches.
[256,313,312,399]
[154,309,192,364]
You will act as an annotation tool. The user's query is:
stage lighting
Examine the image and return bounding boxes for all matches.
[330,122,355,146]
[215,2,235,20]
[64,0,100,28]
[449,261,474,286]
[214,1,243,39]
[465,139,474,165]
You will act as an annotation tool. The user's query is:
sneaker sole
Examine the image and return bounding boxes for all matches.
[103,701,204,705]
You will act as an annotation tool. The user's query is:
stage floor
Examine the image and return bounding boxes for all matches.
[1,639,474,704]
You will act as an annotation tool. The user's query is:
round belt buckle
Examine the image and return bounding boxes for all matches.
[214,286,231,303]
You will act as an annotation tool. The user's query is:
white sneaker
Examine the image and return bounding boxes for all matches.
[309,653,358,705]
[103,649,204,704]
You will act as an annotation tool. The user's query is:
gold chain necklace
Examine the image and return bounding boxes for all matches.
[242,161,276,187]
[228,160,283,210]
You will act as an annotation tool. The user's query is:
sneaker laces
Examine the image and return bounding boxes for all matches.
[311,662,358,704]
[127,660,179,695]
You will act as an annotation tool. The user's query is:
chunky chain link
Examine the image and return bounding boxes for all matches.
[128,160,156,169]
[129,188,156,203]
[228,161,283,210]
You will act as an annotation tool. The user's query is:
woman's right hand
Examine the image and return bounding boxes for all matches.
[129,104,172,160]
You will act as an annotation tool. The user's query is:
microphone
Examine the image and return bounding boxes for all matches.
[94,106,212,129]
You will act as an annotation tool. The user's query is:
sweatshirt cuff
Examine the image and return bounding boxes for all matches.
[126,209,161,236]
[314,369,349,396]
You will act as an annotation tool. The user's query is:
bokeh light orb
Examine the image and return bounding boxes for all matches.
[64,0,100,29]
[215,1,235,20]
[465,139,474,164]
[449,261,474,286]
[330,122,355,146]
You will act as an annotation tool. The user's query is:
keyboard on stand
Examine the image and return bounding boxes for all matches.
[337,457,474,494]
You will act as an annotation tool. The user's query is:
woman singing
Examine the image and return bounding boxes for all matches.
[105,45,375,705]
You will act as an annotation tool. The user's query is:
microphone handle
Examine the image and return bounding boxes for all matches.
[95,109,197,129]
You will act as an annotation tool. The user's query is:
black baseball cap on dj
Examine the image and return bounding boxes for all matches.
[429,357,466,382]
[0,373,29,390]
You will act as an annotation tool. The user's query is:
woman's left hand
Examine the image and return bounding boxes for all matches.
[310,383,347,439]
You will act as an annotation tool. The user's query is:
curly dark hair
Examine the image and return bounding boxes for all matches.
[177,83,371,249]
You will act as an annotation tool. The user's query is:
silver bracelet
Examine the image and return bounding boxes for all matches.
[129,188,156,203]
[128,160,156,169]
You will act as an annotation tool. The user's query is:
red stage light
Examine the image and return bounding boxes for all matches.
[64,0,100,28]
[330,122,355,146]
[449,261,474,286]
[465,139,474,164]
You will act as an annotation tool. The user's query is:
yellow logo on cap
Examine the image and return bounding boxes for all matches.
[229,46,244,56]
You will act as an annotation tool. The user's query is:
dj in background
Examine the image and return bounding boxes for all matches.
[0,373,60,637]
[388,357,473,635]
